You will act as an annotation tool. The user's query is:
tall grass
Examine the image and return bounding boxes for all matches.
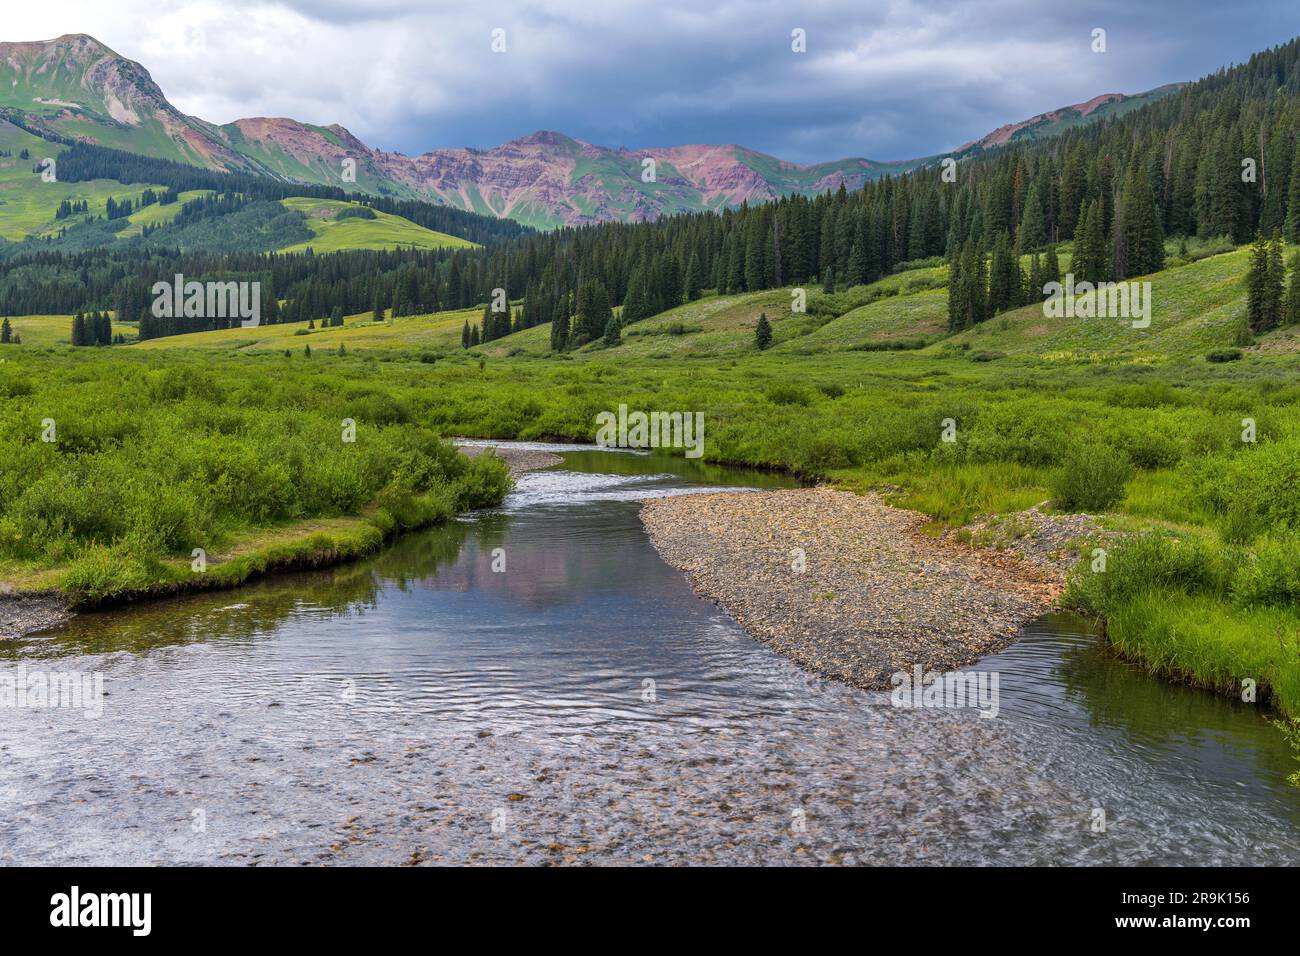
[0,350,510,600]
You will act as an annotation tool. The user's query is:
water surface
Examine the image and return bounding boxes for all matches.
[1,445,1296,865]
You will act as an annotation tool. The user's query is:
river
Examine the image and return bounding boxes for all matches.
[1,444,1297,865]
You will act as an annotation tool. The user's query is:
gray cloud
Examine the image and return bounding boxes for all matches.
[4,0,1298,162]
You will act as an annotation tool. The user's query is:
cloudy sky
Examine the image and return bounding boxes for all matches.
[4,1,1297,162]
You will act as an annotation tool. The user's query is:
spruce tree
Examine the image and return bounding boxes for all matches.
[1285,252,1300,326]
[683,252,702,301]
[1042,244,1062,298]
[603,316,622,347]
[0,317,10,344]
[550,311,569,352]
[755,311,773,350]
[1265,230,1286,328]
[574,279,612,343]
[1245,232,1283,333]
[1016,184,1047,252]
[1287,143,1300,244]
[1119,164,1165,278]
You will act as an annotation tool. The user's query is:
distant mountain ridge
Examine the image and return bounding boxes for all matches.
[0,33,1184,229]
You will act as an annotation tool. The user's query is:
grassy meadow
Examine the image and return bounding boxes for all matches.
[277,197,479,253]
[3,243,1300,735]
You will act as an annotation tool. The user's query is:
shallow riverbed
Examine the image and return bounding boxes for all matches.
[1,445,1296,865]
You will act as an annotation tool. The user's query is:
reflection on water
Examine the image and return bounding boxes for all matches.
[1,447,1296,865]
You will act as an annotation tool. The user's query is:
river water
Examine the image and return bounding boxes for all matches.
[1,445,1297,865]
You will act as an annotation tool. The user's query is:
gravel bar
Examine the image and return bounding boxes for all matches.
[0,592,71,640]
[457,444,562,476]
[640,487,1063,689]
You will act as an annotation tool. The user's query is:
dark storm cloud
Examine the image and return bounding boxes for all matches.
[9,0,1300,162]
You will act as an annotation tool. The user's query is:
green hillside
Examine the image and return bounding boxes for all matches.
[117,245,1275,365]
[0,123,165,241]
[277,198,478,253]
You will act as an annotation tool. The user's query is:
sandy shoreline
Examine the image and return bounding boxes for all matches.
[640,487,1071,689]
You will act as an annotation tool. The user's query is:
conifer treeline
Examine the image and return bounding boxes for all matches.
[51,141,531,246]
[2,37,1299,343]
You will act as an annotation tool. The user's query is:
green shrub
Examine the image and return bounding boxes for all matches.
[765,383,813,406]
[1206,348,1243,363]
[1232,535,1300,608]
[1063,531,1231,615]
[1049,441,1133,512]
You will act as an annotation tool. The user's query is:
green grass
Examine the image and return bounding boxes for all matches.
[116,190,214,238]
[945,247,1252,362]
[7,241,1300,740]
[131,305,480,352]
[0,126,167,242]
[0,315,135,347]
[0,350,511,603]
[276,197,478,253]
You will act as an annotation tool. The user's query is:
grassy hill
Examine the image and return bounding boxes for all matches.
[0,314,135,346]
[276,198,478,253]
[131,305,480,353]
[118,244,1276,365]
[943,247,1253,362]
[116,189,214,238]
[0,123,165,242]
[0,128,469,252]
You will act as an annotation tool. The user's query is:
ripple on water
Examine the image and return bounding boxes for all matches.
[1,449,1297,865]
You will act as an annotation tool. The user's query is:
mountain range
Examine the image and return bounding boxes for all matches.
[1,33,1182,229]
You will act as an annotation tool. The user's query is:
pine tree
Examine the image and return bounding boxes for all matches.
[461,320,471,349]
[550,311,569,352]
[822,266,835,294]
[1287,143,1300,244]
[683,251,702,301]
[1074,200,1109,284]
[603,315,622,347]
[1245,232,1283,333]
[621,264,654,323]
[1016,184,1047,252]
[755,311,773,350]
[573,279,612,344]
[1284,252,1300,326]
[987,232,1021,314]
[1265,230,1286,328]
[1042,244,1062,299]
[1118,163,1165,278]
[71,313,86,347]
[744,216,768,291]
[1,317,11,344]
